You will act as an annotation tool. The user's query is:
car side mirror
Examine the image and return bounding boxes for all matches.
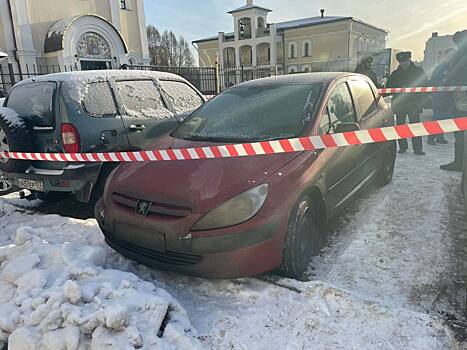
[334,122,360,133]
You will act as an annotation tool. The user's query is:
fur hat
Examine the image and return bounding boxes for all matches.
[396,51,412,63]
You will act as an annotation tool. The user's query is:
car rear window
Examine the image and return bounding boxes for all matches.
[172,83,323,142]
[160,80,204,114]
[83,82,118,117]
[115,80,174,119]
[6,82,56,127]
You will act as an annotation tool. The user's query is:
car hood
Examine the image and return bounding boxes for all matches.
[109,134,303,213]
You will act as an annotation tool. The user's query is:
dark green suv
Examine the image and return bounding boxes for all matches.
[0,70,205,206]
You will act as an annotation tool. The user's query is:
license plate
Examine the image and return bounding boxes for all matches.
[18,179,45,192]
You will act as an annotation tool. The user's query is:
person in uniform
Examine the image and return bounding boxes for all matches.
[428,48,457,145]
[355,56,379,87]
[440,30,467,172]
[387,51,429,155]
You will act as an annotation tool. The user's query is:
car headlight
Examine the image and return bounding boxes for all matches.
[191,184,269,231]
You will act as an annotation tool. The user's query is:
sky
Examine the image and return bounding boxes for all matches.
[144,0,467,62]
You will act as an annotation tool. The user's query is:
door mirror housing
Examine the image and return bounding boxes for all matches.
[334,122,360,133]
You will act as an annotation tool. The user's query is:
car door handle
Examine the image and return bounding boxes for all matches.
[129,124,146,132]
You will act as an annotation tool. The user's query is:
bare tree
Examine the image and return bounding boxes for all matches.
[147,25,194,67]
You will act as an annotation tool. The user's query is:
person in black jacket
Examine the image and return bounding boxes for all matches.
[387,51,429,155]
[355,56,378,87]
[440,30,467,172]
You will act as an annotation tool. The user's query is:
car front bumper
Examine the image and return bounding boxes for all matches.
[95,199,285,279]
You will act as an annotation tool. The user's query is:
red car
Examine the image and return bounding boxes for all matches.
[96,73,396,279]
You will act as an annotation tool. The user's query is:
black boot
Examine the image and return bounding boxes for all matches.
[428,135,436,145]
[436,135,448,144]
[440,162,463,172]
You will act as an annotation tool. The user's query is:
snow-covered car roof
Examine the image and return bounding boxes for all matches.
[16,70,190,86]
[234,72,354,87]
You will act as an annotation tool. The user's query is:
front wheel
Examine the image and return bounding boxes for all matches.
[375,141,397,187]
[280,195,322,280]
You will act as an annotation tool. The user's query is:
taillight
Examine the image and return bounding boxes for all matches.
[61,123,81,153]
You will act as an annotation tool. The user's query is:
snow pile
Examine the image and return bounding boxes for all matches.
[0,225,201,349]
[0,98,5,106]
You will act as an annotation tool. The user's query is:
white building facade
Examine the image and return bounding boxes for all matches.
[194,0,388,74]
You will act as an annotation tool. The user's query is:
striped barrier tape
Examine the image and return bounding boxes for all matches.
[204,86,467,100]
[0,117,466,163]
[378,86,467,94]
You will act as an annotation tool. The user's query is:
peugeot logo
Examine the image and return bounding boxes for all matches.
[135,200,152,217]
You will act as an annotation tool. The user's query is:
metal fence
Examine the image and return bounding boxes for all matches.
[0,63,78,97]
[129,65,218,95]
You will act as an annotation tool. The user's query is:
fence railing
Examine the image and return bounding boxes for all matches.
[129,65,218,95]
[0,63,78,97]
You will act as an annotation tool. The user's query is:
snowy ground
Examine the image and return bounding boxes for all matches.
[0,133,466,349]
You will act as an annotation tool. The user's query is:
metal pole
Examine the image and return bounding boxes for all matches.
[215,62,221,94]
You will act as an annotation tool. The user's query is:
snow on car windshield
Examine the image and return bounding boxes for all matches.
[172,83,323,142]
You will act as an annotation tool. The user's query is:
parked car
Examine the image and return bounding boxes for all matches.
[0,70,205,203]
[96,73,397,280]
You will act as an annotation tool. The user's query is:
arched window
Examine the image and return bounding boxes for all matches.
[288,66,298,74]
[76,32,112,59]
[257,17,265,30]
[289,42,297,58]
[238,18,252,40]
[303,41,311,57]
[302,65,311,73]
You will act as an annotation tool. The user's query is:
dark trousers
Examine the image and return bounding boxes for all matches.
[396,112,423,152]
[454,131,465,165]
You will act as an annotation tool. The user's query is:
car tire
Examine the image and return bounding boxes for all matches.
[376,141,397,187]
[280,194,321,280]
[0,178,14,196]
[0,112,33,173]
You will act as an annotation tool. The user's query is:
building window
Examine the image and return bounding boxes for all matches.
[120,0,130,10]
[302,65,311,73]
[288,42,297,59]
[288,66,298,74]
[303,41,311,57]
[238,18,252,40]
[76,32,112,59]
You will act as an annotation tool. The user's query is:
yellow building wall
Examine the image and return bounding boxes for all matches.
[0,13,6,50]
[119,3,144,55]
[197,40,218,67]
[26,0,113,57]
[284,20,351,71]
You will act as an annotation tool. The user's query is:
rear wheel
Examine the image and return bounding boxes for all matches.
[280,195,322,280]
[0,112,33,173]
[376,141,397,187]
[0,178,14,196]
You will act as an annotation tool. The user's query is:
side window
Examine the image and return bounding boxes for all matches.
[318,108,332,135]
[327,83,356,131]
[83,82,117,117]
[115,80,174,119]
[348,80,378,120]
[160,80,204,114]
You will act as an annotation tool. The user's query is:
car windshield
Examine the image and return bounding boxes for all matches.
[172,83,323,142]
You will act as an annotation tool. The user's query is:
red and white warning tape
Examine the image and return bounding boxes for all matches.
[378,86,467,94]
[1,117,466,163]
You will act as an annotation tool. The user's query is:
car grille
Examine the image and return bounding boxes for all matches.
[112,193,192,218]
[108,235,203,266]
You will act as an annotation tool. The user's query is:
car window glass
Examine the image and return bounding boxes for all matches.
[83,82,117,117]
[115,80,174,119]
[172,83,323,142]
[327,83,356,129]
[6,82,55,127]
[318,108,332,135]
[161,81,204,114]
[349,80,378,120]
